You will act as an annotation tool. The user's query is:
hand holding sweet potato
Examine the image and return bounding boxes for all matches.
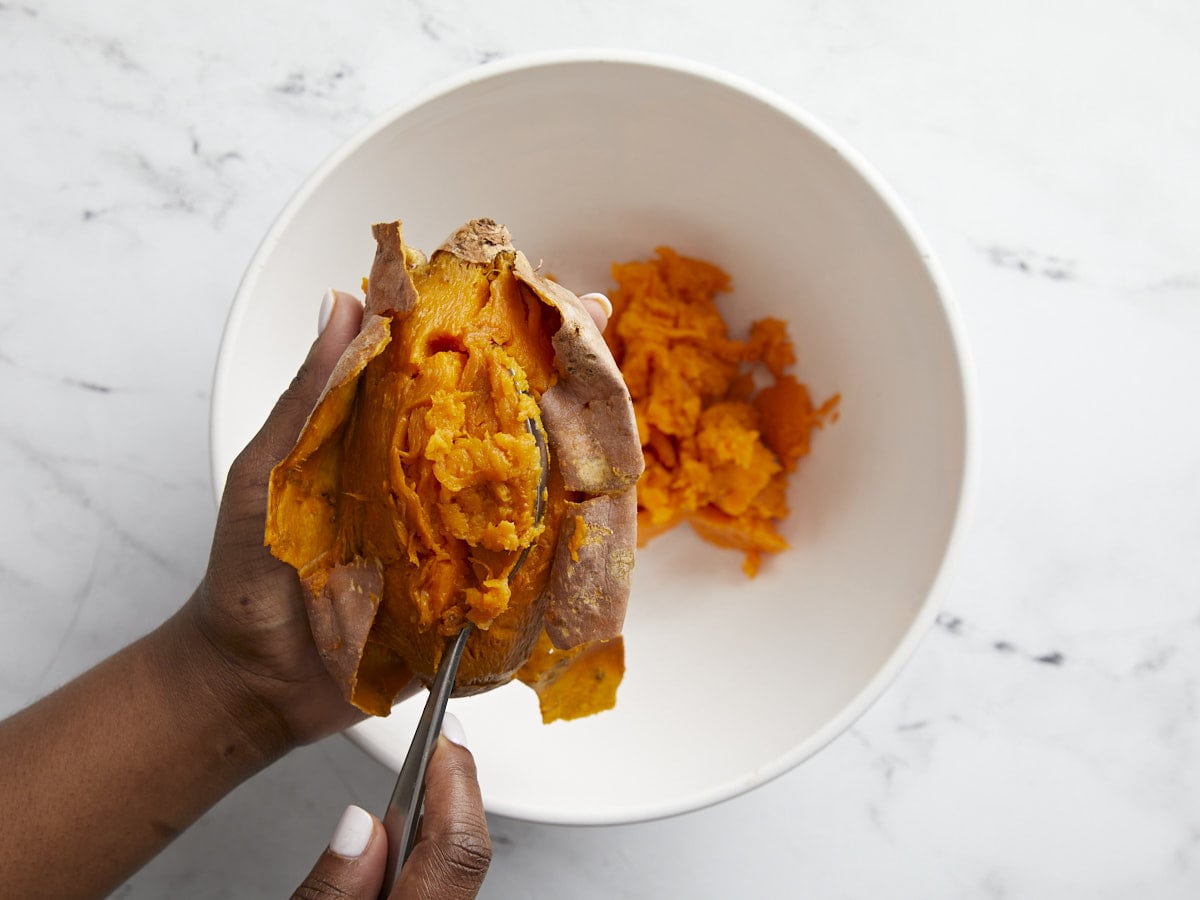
[266,220,643,722]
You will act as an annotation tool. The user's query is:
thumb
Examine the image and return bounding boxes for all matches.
[292,805,386,900]
[260,288,364,460]
[393,713,492,898]
[240,288,365,482]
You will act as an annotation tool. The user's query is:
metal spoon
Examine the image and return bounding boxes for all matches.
[380,394,549,893]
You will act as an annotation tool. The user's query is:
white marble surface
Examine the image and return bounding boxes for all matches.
[2,1,1198,897]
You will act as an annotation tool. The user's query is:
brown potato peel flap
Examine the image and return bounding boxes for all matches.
[513,255,644,497]
[265,218,643,721]
[545,492,637,650]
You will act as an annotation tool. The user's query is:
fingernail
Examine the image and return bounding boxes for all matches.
[441,712,469,750]
[328,804,373,858]
[579,292,613,318]
[317,289,336,335]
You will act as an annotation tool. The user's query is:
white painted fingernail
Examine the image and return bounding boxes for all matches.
[328,804,373,858]
[441,712,469,750]
[317,289,335,335]
[579,292,613,318]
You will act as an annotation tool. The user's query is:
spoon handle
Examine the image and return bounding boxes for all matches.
[380,623,472,894]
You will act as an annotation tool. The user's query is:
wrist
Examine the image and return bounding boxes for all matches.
[150,600,296,773]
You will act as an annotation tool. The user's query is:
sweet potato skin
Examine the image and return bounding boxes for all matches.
[544,492,637,650]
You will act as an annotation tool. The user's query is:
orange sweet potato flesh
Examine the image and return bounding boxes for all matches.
[606,247,838,577]
[516,631,624,723]
[266,220,643,720]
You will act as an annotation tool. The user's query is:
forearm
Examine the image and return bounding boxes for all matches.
[0,607,291,899]
[0,292,384,897]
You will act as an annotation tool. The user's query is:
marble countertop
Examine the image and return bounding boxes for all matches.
[3,1,1198,897]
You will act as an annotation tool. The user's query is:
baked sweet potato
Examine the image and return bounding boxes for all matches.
[265,219,643,722]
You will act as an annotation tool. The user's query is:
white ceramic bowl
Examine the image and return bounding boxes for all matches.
[210,51,974,825]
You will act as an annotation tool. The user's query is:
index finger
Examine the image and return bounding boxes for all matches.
[579,292,612,332]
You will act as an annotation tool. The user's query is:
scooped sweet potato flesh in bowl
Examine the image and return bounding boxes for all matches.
[265,219,643,721]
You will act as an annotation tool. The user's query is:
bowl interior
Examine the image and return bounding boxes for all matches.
[211,56,970,825]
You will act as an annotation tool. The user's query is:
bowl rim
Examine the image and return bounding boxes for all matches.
[209,48,979,825]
